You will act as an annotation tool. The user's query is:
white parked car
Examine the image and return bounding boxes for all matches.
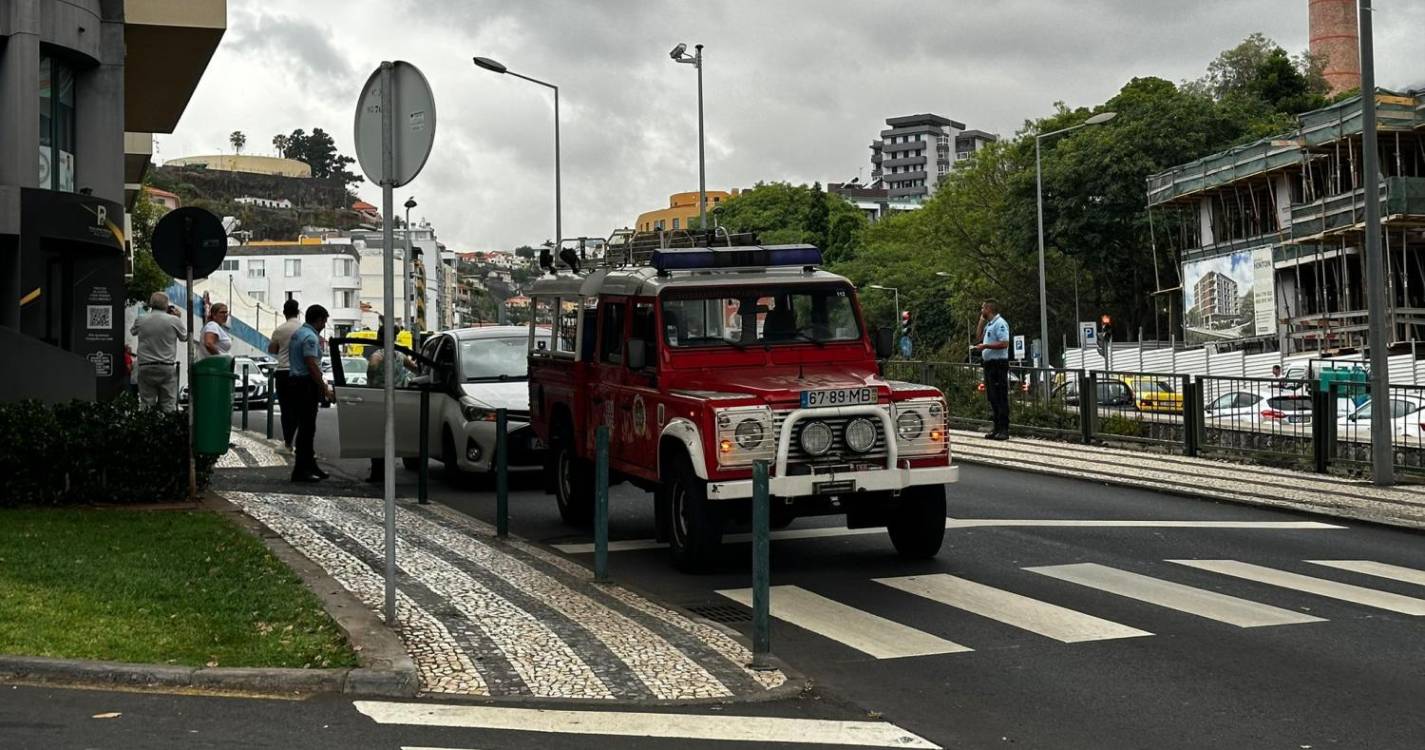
[178,355,270,406]
[1338,395,1425,443]
[331,326,545,478]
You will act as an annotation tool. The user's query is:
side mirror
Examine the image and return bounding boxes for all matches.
[627,339,647,371]
[874,327,894,359]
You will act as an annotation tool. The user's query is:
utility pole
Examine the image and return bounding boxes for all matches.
[1359,0,1392,485]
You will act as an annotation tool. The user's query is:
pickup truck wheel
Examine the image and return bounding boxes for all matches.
[662,453,723,572]
[554,423,594,526]
[887,484,946,559]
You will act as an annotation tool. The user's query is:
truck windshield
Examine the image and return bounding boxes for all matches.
[661,285,862,349]
[460,336,528,381]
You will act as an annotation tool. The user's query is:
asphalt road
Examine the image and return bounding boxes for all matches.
[62,408,1425,748]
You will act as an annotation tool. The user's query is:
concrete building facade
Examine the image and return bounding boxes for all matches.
[634,190,736,233]
[1195,271,1239,318]
[206,240,364,336]
[1,0,225,401]
[869,114,996,201]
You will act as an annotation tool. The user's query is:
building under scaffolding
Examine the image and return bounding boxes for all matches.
[1146,89,1425,354]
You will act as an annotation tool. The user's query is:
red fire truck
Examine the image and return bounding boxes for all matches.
[526,243,957,570]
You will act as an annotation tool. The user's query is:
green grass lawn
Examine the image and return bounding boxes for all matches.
[0,509,358,669]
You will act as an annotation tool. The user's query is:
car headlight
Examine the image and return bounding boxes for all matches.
[735,418,764,449]
[799,421,834,456]
[461,399,498,422]
[896,410,924,440]
[844,418,877,453]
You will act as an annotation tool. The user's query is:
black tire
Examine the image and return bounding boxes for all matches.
[553,420,594,526]
[661,452,724,572]
[887,484,947,559]
[401,456,421,472]
[769,505,797,531]
[441,428,466,486]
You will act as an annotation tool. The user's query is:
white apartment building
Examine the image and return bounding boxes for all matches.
[233,195,293,210]
[207,241,364,336]
[344,221,455,332]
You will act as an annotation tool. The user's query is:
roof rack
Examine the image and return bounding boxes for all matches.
[601,227,761,268]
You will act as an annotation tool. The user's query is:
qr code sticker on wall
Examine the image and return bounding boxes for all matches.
[87,305,112,330]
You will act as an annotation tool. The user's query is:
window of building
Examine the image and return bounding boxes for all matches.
[38,55,77,192]
[285,259,302,277]
[672,217,680,230]
[248,260,266,278]
[220,259,239,271]
[334,289,355,308]
[333,257,355,277]
[656,219,665,231]
[250,291,266,304]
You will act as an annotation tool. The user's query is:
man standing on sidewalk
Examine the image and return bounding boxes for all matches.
[288,305,333,483]
[974,300,1011,440]
[130,292,187,411]
[267,299,303,451]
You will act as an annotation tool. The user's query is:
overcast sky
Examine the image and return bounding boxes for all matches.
[159,1,1423,252]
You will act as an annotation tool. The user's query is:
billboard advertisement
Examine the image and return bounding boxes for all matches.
[1182,247,1275,344]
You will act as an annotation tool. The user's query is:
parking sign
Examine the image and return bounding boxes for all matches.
[1080,322,1097,347]
[1013,335,1026,361]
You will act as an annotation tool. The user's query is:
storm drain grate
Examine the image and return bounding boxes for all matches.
[684,603,752,624]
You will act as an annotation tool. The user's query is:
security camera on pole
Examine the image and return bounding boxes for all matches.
[354,60,437,626]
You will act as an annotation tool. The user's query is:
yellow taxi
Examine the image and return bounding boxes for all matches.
[1125,376,1184,413]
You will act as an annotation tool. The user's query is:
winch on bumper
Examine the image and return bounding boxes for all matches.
[704,403,958,500]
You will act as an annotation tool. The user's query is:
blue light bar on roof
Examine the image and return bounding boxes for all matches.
[650,245,822,272]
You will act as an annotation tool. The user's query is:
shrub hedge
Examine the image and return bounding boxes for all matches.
[0,396,216,507]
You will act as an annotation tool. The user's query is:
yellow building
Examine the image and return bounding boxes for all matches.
[634,190,738,233]
[164,154,313,178]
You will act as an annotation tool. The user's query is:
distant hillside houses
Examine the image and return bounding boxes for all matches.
[234,195,293,210]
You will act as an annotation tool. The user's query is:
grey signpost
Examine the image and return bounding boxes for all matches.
[355,60,437,625]
[1358,0,1392,486]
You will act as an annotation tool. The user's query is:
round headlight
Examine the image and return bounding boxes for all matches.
[799,421,834,456]
[928,402,944,418]
[844,418,877,453]
[735,418,765,449]
[896,410,924,440]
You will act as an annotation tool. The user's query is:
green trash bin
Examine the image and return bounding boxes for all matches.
[193,355,237,455]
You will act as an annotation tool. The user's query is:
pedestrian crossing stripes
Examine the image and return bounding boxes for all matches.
[712,560,1425,660]
[354,701,940,748]
[875,573,1154,642]
[1168,560,1425,616]
[1026,563,1324,628]
[549,518,1344,554]
[716,585,971,659]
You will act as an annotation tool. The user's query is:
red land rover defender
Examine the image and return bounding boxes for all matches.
[526,244,958,570]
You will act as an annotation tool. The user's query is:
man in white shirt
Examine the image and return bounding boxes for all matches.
[973,299,1011,440]
[268,299,303,450]
[130,291,187,411]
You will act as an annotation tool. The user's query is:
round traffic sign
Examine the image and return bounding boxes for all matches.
[151,207,228,278]
[354,61,436,188]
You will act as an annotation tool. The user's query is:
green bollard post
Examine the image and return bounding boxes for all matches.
[241,365,250,431]
[595,425,610,583]
[496,408,509,537]
[418,387,430,504]
[751,459,772,669]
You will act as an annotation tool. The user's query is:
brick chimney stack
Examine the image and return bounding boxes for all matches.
[1309,0,1361,96]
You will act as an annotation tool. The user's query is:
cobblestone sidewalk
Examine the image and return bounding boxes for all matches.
[215,431,288,469]
[951,429,1425,528]
[224,491,786,701]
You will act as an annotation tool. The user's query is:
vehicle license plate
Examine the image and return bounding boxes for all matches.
[800,387,875,408]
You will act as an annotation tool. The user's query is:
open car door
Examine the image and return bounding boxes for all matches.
[329,337,430,459]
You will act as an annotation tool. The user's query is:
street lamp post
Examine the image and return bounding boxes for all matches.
[1035,111,1116,368]
[404,196,416,330]
[670,43,706,230]
[473,56,561,250]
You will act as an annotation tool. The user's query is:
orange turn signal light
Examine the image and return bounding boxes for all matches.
[719,438,734,454]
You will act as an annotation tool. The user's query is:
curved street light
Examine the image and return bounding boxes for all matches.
[472,55,561,250]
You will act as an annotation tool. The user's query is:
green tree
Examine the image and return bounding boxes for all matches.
[228,130,246,155]
[514,245,535,259]
[281,128,361,186]
[709,182,868,264]
[125,182,172,304]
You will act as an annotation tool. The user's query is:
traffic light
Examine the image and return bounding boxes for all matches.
[1097,314,1113,357]
[900,310,912,339]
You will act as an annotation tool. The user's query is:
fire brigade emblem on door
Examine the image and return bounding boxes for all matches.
[632,395,648,437]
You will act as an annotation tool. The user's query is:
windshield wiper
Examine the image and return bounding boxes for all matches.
[763,331,825,349]
[467,374,528,382]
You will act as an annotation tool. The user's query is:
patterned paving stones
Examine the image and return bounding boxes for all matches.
[223,491,787,700]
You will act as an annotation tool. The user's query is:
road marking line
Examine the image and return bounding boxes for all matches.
[354,702,940,748]
[1307,560,1425,588]
[1169,560,1425,616]
[1028,563,1325,627]
[716,585,970,659]
[874,573,1153,643]
[550,519,1343,555]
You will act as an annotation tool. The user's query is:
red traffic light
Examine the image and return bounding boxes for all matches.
[1100,314,1112,326]
[901,310,911,320]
